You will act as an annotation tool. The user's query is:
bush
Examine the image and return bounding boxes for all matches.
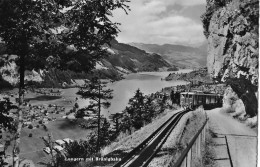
[39,120,43,124]
[43,125,48,131]
[28,133,32,137]
[36,125,40,128]
[28,124,33,129]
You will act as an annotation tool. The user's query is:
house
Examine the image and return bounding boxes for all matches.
[54,145,64,152]
[43,147,56,155]
[63,138,73,144]
[55,140,65,147]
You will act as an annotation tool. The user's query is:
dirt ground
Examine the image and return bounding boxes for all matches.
[207,108,257,167]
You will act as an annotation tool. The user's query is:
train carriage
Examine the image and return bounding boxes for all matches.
[180,92,223,110]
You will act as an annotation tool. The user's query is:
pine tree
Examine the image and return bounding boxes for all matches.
[77,77,113,152]
[158,93,168,113]
[143,96,155,123]
[126,89,145,129]
[170,90,175,104]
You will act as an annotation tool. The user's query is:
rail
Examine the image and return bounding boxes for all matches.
[168,117,208,167]
[113,110,188,167]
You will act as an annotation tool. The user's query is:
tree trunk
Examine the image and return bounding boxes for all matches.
[240,90,258,117]
[13,53,25,167]
[97,84,101,153]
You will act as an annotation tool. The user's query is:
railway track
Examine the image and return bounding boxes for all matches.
[113,109,189,167]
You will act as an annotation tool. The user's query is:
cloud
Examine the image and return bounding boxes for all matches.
[175,0,206,6]
[111,0,206,45]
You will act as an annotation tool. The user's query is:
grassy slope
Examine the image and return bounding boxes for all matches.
[148,107,206,167]
[101,107,207,167]
[101,109,182,156]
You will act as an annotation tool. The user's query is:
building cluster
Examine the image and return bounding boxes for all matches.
[22,104,66,129]
[43,138,73,155]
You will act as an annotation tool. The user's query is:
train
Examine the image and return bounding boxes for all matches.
[180,91,223,110]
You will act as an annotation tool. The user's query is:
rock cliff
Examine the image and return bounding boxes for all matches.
[201,0,258,116]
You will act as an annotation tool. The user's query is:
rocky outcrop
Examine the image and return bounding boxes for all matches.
[202,0,258,116]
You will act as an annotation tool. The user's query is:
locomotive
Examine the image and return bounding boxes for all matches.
[180,91,223,110]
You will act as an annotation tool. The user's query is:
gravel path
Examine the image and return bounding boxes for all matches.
[207,108,257,167]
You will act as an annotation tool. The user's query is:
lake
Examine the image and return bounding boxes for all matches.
[26,69,191,117]
[73,69,191,117]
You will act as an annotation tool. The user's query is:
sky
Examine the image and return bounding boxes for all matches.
[110,0,207,46]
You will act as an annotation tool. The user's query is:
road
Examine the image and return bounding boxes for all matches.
[207,108,257,167]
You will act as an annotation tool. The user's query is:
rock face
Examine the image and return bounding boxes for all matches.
[202,0,258,116]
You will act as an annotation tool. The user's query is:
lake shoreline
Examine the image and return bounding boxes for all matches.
[1,70,192,166]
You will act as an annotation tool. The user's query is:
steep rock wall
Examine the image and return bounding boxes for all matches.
[202,0,258,117]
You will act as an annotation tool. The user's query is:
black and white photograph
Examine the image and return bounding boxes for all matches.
[0,0,258,167]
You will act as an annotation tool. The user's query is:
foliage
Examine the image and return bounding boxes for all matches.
[60,90,169,166]
[0,0,130,73]
[0,75,13,89]
[170,90,180,104]
[0,98,17,163]
[41,134,64,167]
[28,124,33,129]
[119,89,164,133]
[125,88,145,129]
[143,96,156,123]
[75,108,85,119]
[0,98,17,131]
[61,118,113,166]
[158,93,168,113]
[0,0,129,165]
[43,125,48,131]
[77,77,113,152]
[77,77,113,113]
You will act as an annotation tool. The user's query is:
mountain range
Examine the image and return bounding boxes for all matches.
[0,40,172,88]
[104,39,172,72]
[0,38,209,88]
[129,42,208,68]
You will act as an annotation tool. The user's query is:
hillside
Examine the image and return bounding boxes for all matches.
[129,42,207,68]
[108,40,171,72]
[0,40,172,88]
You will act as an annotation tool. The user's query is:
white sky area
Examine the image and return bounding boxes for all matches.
[110,0,207,46]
